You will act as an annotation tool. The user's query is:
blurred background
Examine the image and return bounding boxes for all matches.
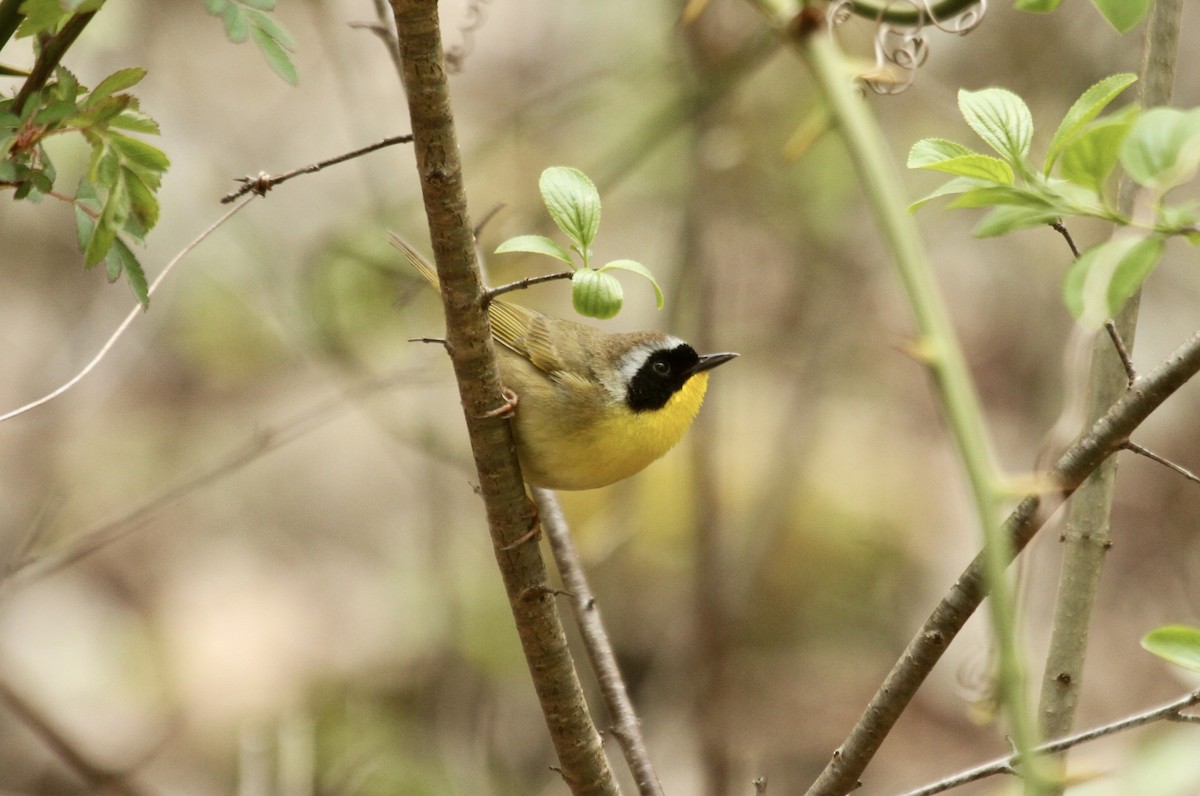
[2,1,1200,794]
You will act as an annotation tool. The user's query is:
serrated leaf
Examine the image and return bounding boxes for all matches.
[84,213,117,267]
[495,234,575,265]
[571,269,622,319]
[1062,234,1161,328]
[34,99,80,126]
[959,87,1034,166]
[540,167,601,251]
[15,0,71,38]
[908,176,988,212]
[914,153,1014,183]
[1094,0,1151,34]
[82,67,147,110]
[111,237,149,308]
[90,143,120,186]
[109,110,160,134]
[1044,73,1137,174]
[1142,625,1200,672]
[222,3,249,42]
[250,25,298,85]
[1060,110,1136,196]
[245,8,295,51]
[907,138,980,168]
[109,132,169,175]
[122,167,158,235]
[74,201,95,251]
[598,259,664,310]
[1120,107,1200,193]
[973,205,1062,238]
[948,185,1055,210]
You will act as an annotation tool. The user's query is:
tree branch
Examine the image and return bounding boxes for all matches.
[387,2,618,793]
[805,327,1200,796]
[534,487,664,796]
[900,690,1200,796]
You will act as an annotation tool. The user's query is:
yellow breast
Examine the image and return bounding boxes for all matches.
[515,372,711,490]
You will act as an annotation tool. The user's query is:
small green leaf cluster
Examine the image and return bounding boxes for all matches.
[1,65,167,307]
[1142,625,1200,673]
[1014,0,1151,36]
[495,167,664,320]
[203,0,297,85]
[11,0,105,39]
[910,75,1200,329]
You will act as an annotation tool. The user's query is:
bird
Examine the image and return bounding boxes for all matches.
[390,233,737,490]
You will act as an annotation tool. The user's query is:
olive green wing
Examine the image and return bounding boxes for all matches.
[389,232,566,375]
[488,300,565,375]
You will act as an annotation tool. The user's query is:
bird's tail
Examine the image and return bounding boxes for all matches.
[387,232,441,292]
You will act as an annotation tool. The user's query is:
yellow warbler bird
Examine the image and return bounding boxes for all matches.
[391,234,736,490]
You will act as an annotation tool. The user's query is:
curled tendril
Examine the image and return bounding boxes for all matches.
[827,0,988,94]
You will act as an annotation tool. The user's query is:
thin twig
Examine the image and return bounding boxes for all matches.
[1105,319,1138,383]
[220,135,414,203]
[473,202,505,238]
[0,679,156,796]
[898,691,1200,796]
[533,487,665,796]
[1049,220,1081,259]
[1,368,419,591]
[1122,441,1200,485]
[805,327,1200,796]
[0,196,255,424]
[483,272,574,305]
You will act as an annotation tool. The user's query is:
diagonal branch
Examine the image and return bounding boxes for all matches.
[805,327,1200,796]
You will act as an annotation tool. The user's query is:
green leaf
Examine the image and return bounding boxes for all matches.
[1158,200,1200,235]
[90,143,120,186]
[122,168,158,235]
[907,138,980,167]
[948,185,1055,210]
[239,0,277,9]
[109,132,170,176]
[222,3,249,42]
[1013,0,1062,9]
[34,99,80,126]
[908,176,988,212]
[250,25,299,85]
[598,259,664,310]
[1044,73,1137,174]
[82,67,147,110]
[15,0,72,38]
[204,0,227,13]
[571,269,623,319]
[1120,107,1200,193]
[539,167,601,251]
[1141,625,1200,672]
[245,8,295,51]
[495,234,575,265]
[1094,0,1151,33]
[1060,108,1136,196]
[912,153,1014,183]
[110,237,149,309]
[109,110,161,134]
[973,205,1062,238]
[74,201,95,251]
[1063,234,1163,328]
[959,87,1034,165]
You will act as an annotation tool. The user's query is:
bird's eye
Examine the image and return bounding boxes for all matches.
[652,360,670,376]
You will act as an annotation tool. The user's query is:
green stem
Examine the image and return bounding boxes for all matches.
[1035,0,1182,786]
[847,0,983,27]
[792,16,1047,793]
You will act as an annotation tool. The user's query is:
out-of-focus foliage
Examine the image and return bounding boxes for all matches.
[1,1,1199,794]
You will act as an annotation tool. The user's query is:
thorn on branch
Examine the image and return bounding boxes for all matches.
[221,134,414,203]
[1122,442,1200,486]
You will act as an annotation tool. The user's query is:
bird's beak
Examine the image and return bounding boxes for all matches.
[690,352,739,375]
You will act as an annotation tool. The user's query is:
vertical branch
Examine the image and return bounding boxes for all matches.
[782,7,1045,790]
[1035,0,1183,774]
[387,3,618,793]
[534,488,664,796]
